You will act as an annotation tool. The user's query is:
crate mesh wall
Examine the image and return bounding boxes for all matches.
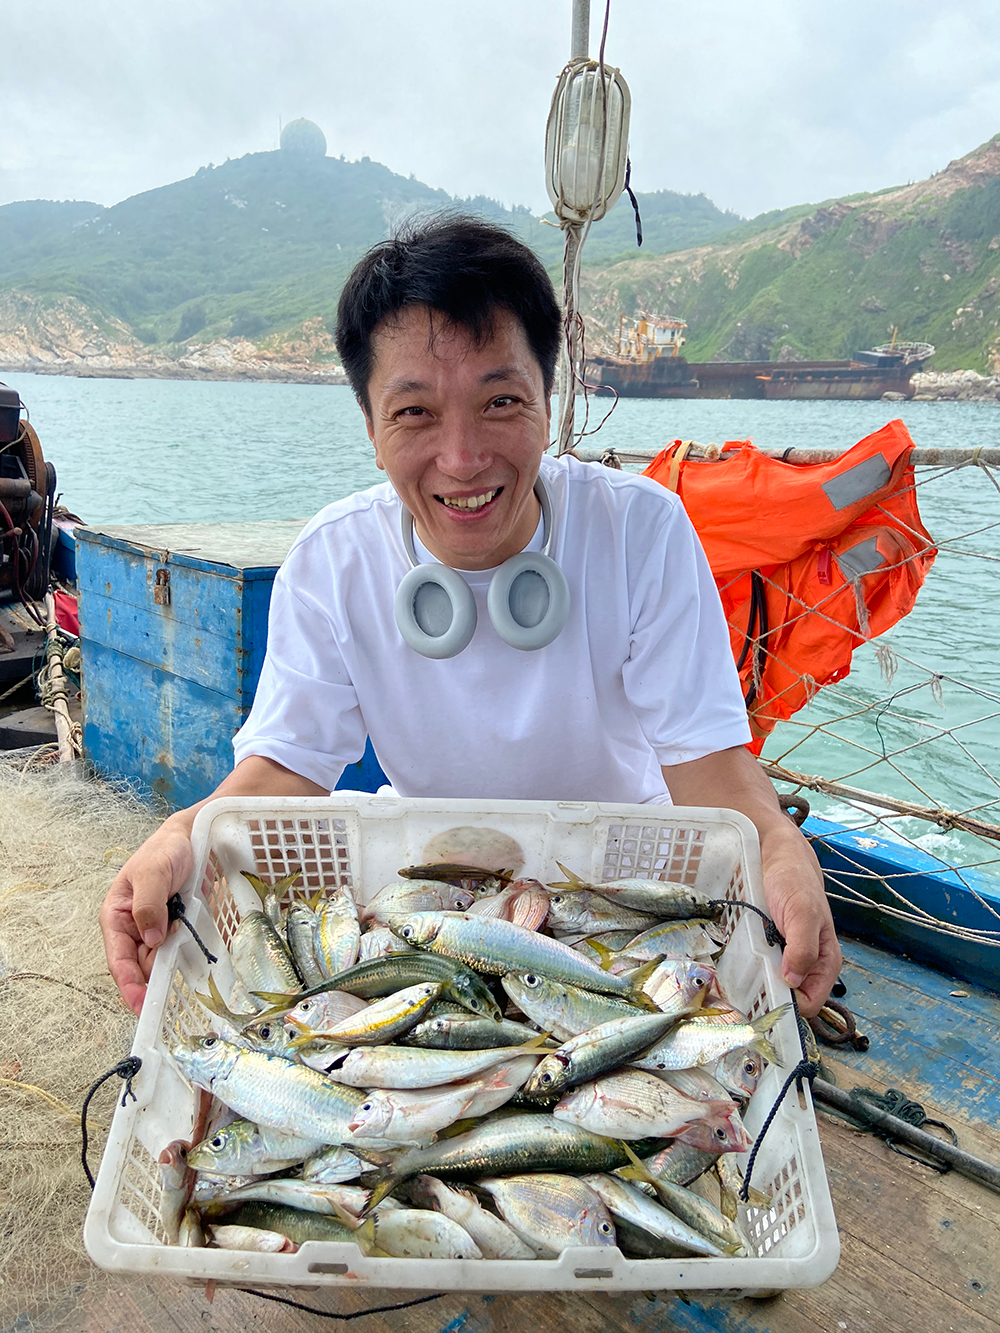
[601,823,705,884]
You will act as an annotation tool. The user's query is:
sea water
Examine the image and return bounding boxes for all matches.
[5,372,999,867]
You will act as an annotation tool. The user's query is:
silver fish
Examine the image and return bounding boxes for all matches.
[393,912,641,1000]
[546,888,661,940]
[522,1010,681,1101]
[187,1119,326,1174]
[171,1036,365,1141]
[296,982,442,1045]
[363,1208,483,1259]
[549,862,716,918]
[502,971,643,1041]
[207,1224,297,1253]
[403,1012,544,1049]
[478,1174,616,1257]
[301,1144,365,1184]
[582,1173,726,1258]
[632,1006,789,1072]
[314,890,362,975]
[286,901,325,987]
[409,1176,536,1259]
[328,1041,542,1089]
[553,1068,743,1142]
[709,1047,764,1102]
[363,880,477,925]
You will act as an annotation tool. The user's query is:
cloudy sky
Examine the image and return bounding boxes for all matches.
[4,0,1000,220]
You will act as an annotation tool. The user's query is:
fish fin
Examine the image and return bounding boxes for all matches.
[195,973,249,1028]
[307,888,326,911]
[437,1117,479,1140]
[519,1030,554,1051]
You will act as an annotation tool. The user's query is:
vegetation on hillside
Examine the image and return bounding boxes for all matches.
[581,135,1000,372]
[0,152,737,352]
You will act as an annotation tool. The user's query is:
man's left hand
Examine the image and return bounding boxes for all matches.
[662,746,842,1018]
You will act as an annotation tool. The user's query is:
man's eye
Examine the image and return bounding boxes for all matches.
[397,405,427,418]
[489,395,517,409]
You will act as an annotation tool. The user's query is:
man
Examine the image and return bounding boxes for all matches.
[100,217,841,1018]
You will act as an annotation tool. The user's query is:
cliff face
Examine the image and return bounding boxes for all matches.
[580,135,1000,373]
[0,291,347,382]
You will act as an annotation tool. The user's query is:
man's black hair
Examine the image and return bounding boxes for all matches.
[335,214,561,414]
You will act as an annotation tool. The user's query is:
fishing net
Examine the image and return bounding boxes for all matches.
[0,748,158,1330]
[600,440,1000,958]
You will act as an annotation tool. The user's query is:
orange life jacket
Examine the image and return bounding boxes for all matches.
[641,419,936,752]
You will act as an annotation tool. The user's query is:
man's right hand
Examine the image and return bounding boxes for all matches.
[100,756,331,1015]
[99,812,196,1017]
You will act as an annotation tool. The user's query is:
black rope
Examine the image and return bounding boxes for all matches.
[739,1057,821,1202]
[623,157,643,247]
[822,1086,957,1172]
[167,892,218,965]
[706,897,785,948]
[234,1288,446,1320]
[81,1056,142,1188]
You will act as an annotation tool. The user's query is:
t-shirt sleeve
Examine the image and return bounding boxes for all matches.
[231,565,368,791]
[622,493,751,766]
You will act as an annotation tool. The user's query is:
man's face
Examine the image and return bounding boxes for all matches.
[365,304,551,571]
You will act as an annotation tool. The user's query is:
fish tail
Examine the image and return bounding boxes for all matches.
[618,1140,661,1189]
[752,1034,782,1068]
[250,989,301,1006]
[627,957,663,991]
[585,938,616,971]
[360,1172,402,1217]
[548,862,587,891]
[750,1002,791,1035]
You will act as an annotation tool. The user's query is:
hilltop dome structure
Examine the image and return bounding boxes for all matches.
[280,119,327,157]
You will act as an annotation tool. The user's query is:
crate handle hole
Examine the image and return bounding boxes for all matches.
[574,1268,614,1279]
[308,1263,350,1275]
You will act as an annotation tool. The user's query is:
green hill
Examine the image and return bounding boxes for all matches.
[580,134,1000,372]
[0,151,737,353]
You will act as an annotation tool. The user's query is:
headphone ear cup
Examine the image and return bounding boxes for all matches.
[395,565,477,658]
[487,552,570,651]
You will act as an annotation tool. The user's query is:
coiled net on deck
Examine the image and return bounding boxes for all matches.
[0,750,157,1330]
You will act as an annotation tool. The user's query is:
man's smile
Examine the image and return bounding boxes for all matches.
[435,486,504,514]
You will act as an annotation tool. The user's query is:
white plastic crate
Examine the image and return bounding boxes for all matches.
[84,795,840,1296]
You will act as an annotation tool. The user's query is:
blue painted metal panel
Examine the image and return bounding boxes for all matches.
[77,521,390,810]
[81,638,247,810]
[806,814,1000,993]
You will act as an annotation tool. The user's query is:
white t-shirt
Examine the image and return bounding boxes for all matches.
[233,454,751,802]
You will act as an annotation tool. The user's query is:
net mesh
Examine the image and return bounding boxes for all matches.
[0,749,158,1330]
[623,449,1000,951]
[757,455,1000,949]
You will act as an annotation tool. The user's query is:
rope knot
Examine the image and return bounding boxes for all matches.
[115,1056,143,1106]
[166,892,218,965]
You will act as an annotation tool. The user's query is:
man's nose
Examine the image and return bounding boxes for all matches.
[435,415,492,478]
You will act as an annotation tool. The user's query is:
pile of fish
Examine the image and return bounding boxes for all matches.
[161,858,785,1261]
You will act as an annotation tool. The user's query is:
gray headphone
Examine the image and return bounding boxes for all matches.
[394,478,571,658]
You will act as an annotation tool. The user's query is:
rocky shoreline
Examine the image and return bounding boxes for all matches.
[910,370,1000,402]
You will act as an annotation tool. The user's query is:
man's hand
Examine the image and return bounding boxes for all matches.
[756,817,842,1017]
[662,746,842,1018]
[100,815,195,1016]
[99,756,329,1015]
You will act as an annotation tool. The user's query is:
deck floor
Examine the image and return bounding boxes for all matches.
[13,939,1000,1333]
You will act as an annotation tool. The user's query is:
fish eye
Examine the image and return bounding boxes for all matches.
[211,1136,224,1148]
[361,1102,373,1112]
[715,1126,727,1140]
[744,1060,756,1075]
[694,978,705,987]
[400,926,414,938]
[599,1221,614,1235]
[203,1037,217,1048]
[540,1071,553,1084]
[524,974,539,987]
[259,1025,272,1039]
